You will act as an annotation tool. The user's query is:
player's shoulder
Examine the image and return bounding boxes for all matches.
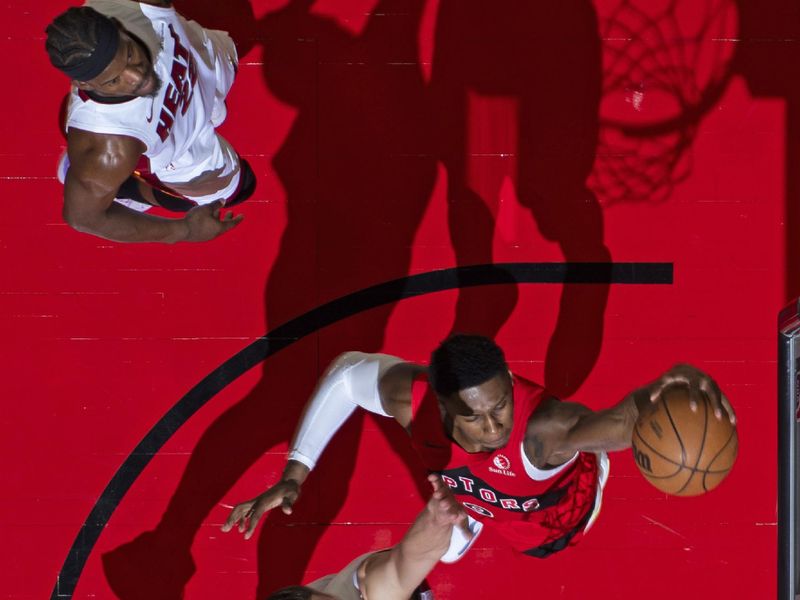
[526,393,590,436]
[68,89,155,122]
[67,90,158,149]
[67,128,145,179]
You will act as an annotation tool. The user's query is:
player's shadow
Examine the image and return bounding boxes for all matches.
[101,0,608,597]
[429,0,608,393]
[733,0,800,300]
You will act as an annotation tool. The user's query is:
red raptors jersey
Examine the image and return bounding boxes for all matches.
[410,373,599,556]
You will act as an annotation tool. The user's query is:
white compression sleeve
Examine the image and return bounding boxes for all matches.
[288,352,404,471]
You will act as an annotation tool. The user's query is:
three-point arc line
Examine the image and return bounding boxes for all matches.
[51,261,673,599]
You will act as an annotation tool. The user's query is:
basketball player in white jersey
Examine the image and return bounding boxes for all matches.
[45,1,255,243]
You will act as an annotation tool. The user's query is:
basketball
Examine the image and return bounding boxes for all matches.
[631,385,738,496]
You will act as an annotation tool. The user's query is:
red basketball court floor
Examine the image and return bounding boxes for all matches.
[1,0,792,598]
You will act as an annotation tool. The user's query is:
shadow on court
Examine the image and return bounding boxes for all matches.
[101,0,614,597]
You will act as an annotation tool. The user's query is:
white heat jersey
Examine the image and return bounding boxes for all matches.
[66,0,240,204]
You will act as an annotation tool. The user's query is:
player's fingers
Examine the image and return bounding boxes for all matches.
[648,379,665,401]
[654,365,695,396]
[698,380,726,420]
[687,377,709,412]
[220,510,236,532]
[448,503,465,523]
[649,376,676,402]
[686,382,704,413]
[720,393,736,425]
[245,504,270,540]
[281,495,295,515]
[221,505,247,532]
[236,503,263,533]
[210,200,224,218]
[223,214,244,231]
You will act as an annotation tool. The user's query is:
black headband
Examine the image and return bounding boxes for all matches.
[62,17,120,81]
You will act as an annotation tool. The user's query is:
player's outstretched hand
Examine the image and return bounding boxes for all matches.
[221,479,301,540]
[650,364,736,425]
[183,200,243,242]
[426,475,470,535]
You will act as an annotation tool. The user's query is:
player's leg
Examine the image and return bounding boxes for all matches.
[429,37,518,336]
[515,0,607,398]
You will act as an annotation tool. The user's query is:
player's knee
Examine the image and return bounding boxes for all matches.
[531,190,606,250]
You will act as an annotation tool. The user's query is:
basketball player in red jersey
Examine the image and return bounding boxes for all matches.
[223,334,735,558]
[45,1,254,243]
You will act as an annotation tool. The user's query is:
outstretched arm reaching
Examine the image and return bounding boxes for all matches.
[359,475,469,600]
[523,364,736,469]
[222,351,422,539]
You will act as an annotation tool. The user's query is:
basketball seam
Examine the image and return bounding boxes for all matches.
[661,389,688,466]
[676,391,709,495]
[631,428,731,474]
[701,426,738,492]
[660,389,692,493]
[632,426,684,477]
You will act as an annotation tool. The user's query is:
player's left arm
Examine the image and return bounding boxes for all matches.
[523,364,735,468]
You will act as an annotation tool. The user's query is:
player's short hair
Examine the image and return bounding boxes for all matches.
[264,586,314,600]
[45,7,119,80]
[428,334,508,396]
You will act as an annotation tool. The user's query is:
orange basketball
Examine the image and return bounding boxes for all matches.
[631,385,738,496]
